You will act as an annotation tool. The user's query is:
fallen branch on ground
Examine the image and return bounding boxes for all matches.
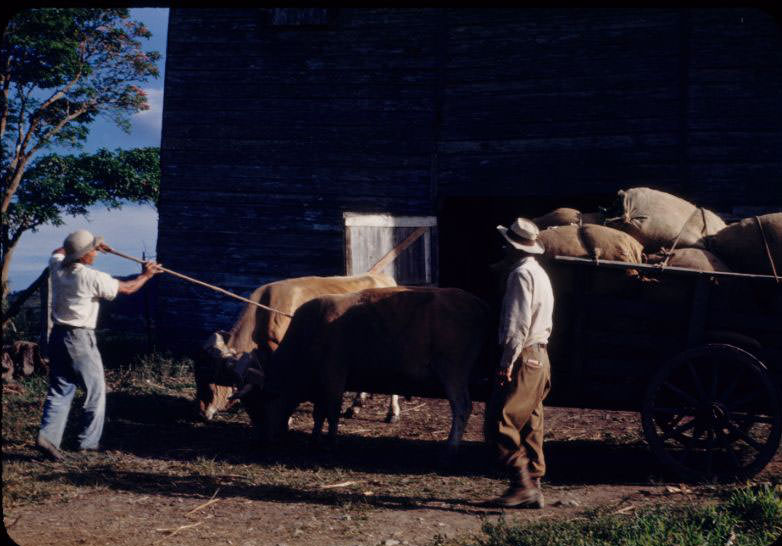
[320,480,361,489]
[186,488,220,516]
[154,521,204,543]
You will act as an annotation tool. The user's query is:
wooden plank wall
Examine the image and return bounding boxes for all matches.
[158,9,441,344]
[157,8,782,349]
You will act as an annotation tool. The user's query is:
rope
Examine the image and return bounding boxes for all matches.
[660,206,702,271]
[107,249,293,317]
[754,216,780,283]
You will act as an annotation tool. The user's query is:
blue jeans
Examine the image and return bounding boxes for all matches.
[38,326,106,450]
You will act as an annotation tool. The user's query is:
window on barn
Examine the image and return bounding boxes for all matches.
[343,213,438,286]
[268,8,332,27]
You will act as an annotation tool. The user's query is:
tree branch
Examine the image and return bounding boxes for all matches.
[12,84,29,162]
[36,63,83,116]
[1,266,49,327]
[18,69,82,161]
[28,101,92,158]
[2,101,92,214]
[0,54,12,143]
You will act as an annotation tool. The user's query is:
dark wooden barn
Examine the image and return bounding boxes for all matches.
[156,8,782,350]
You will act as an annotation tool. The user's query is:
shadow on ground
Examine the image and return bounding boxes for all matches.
[100,391,665,485]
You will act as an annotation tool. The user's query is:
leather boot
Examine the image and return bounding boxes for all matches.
[493,467,544,509]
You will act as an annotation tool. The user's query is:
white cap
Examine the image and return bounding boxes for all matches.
[63,229,103,264]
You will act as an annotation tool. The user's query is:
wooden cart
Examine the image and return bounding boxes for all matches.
[536,255,782,482]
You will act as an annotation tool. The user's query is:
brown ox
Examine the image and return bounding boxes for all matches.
[234,287,490,457]
[196,273,398,421]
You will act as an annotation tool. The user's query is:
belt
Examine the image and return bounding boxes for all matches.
[53,323,93,331]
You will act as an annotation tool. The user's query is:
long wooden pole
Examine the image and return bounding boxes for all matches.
[106,249,292,317]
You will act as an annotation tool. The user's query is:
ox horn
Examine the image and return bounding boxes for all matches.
[203,331,235,360]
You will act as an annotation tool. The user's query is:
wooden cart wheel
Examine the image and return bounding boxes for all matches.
[642,343,781,482]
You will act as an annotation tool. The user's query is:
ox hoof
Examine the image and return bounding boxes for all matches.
[343,407,357,419]
[385,413,400,424]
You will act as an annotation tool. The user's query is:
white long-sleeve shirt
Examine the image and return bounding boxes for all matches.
[498,256,554,369]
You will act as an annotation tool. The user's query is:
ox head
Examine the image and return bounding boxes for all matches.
[195,331,266,421]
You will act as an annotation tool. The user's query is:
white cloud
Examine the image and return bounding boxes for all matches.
[8,204,159,291]
[133,87,164,134]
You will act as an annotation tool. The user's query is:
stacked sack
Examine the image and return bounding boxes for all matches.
[706,213,782,276]
[605,187,725,251]
[529,187,780,276]
[530,205,644,265]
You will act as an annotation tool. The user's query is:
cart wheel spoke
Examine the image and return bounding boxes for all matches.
[723,420,763,452]
[726,394,759,413]
[661,418,697,442]
[653,406,696,416]
[709,359,720,399]
[715,427,742,470]
[718,373,740,407]
[687,362,708,402]
[705,428,715,477]
[662,381,700,406]
[729,412,775,425]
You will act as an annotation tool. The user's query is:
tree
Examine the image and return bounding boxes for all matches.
[1,146,159,326]
[1,8,160,295]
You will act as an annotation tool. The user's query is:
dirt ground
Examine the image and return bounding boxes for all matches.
[4,390,781,546]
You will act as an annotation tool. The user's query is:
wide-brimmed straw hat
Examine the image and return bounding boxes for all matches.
[496,218,545,254]
[63,229,104,264]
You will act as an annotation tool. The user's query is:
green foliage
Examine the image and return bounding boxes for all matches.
[1,8,160,156]
[1,8,161,290]
[453,486,782,546]
[6,146,159,236]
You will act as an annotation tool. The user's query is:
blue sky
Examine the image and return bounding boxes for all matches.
[8,8,169,291]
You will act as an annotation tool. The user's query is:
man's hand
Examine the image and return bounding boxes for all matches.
[496,363,514,386]
[142,260,164,277]
[96,242,113,253]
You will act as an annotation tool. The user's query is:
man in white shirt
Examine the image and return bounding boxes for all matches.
[490,218,554,509]
[36,229,163,461]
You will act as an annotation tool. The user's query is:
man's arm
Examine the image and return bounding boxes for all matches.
[117,261,164,295]
[497,269,533,384]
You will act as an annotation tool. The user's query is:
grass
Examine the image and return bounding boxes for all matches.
[434,485,782,546]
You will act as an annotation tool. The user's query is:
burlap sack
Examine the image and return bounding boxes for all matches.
[645,248,731,272]
[533,208,581,229]
[607,187,725,251]
[492,225,642,298]
[707,213,782,275]
[533,208,602,229]
[538,224,644,263]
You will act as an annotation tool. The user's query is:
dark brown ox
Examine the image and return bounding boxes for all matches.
[238,287,490,457]
[196,273,397,421]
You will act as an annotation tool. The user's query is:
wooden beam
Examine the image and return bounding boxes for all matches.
[368,226,428,275]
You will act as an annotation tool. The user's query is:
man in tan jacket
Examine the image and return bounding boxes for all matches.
[491,217,554,509]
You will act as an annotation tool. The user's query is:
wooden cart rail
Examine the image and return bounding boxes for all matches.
[552,255,780,281]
